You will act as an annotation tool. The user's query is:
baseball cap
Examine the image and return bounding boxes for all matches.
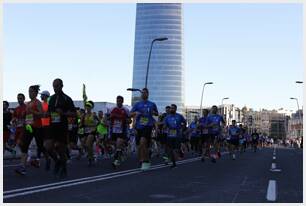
[40,90,50,97]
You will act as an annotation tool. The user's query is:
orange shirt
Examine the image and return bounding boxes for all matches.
[41,101,50,127]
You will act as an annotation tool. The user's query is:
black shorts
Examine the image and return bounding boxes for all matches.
[200,134,211,144]
[228,138,239,146]
[50,124,68,144]
[20,127,44,154]
[111,132,127,141]
[190,137,200,145]
[41,126,51,140]
[210,134,222,143]
[68,128,78,144]
[157,133,167,144]
[136,127,153,147]
[166,137,180,150]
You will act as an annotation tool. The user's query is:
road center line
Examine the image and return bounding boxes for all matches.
[266,180,277,201]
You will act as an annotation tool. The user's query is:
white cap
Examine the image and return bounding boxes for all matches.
[40,90,50,97]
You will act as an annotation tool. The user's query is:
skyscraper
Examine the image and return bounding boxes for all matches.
[132,3,184,113]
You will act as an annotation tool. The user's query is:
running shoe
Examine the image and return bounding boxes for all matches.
[31,159,40,168]
[217,152,221,159]
[232,154,236,160]
[15,166,26,175]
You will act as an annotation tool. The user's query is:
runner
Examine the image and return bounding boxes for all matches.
[156,106,170,163]
[238,124,247,153]
[130,88,158,171]
[67,114,80,160]
[45,79,76,178]
[227,120,240,160]
[251,129,260,152]
[39,90,52,170]
[80,100,99,166]
[163,104,186,168]
[207,105,225,163]
[3,101,13,154]
[15,85,45,175]
[109,96,130,168]
[188,116,200,156]
[198,109,210,161]
[11,94,26,151]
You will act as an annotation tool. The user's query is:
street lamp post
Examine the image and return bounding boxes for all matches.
[221,97,229,105]
[199,82,213,115]
[145,37,168,88]
[290,97,302,140]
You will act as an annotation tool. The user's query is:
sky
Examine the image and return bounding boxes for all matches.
[3,3,304,112]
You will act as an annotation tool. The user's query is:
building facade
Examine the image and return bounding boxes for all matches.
[132,3,185,113]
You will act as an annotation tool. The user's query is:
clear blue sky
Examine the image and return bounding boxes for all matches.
[3,3,303,112]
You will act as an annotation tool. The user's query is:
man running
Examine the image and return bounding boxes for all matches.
[207,105,225,163]
[15,85,45,175]
[198,109,210,161]
[188,116,200,156]
[39,90,52,170]
[163,104,186,168]
[3,101,13,154]
[130,88,158,171]
[11,94,26,149]
[251,129,260,152]
[156,106,170,162]
[80,100,99,166]
[110,96,130,168]
[227,120,241,160]
[45,79,76,178]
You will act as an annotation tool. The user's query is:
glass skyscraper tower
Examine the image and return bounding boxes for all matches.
[132,3,185,113]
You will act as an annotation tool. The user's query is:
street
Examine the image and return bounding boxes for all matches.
[3,146,303,203]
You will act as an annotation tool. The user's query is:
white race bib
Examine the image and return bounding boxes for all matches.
[25,114,34,125]
[113,120,123,134]
[51,112,61,123]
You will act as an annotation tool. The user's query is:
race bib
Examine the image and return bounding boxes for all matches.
[17,119,25,127]
[68,124,73,131]
[113,120,123,134]
[84,127,94,134]
[25,114,34,125]
[202,129,209,134]
[168,129,177,137]
[140,117,149,126]
[51,112,61,123]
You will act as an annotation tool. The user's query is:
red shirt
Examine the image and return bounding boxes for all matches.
[13,104,27,128]
[110,106,129,130]
[26,99,42,128]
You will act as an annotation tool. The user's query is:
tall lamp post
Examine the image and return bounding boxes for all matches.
[295,81,303,148]
[290,97,302,141]
[221,97,229,105]
[145,37,168,88]
[221,97,229,125]
[199,82,213,115]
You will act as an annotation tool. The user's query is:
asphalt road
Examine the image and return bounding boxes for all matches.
[3,145,303,203]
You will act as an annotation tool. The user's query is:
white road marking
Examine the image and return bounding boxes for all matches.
[270,169,281,172]
[266,180,277,201]
[3,164,22,168]
[4,153,227,199]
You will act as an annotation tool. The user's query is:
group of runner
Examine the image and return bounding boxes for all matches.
[3,82,271,178]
